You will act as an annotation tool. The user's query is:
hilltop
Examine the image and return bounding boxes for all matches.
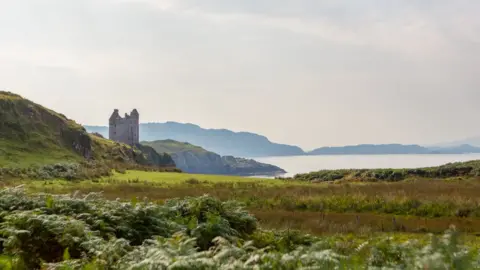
[143,139,286,176]
[0,91,175,169]
[86,122,305,157]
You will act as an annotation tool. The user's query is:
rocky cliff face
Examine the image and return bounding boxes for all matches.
[171,151,226,175]
[135,144,176,167]
[143,140,286,176]
[220,156,286,176]
[171,152,285,176]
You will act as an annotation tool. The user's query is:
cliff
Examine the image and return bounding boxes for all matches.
[142,140,286,176]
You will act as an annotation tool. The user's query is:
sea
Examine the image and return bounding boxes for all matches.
[253,154,480,178]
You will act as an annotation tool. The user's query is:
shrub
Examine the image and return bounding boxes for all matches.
[290,160,480,182]
[185,178,201,185]
[0,187,479,269]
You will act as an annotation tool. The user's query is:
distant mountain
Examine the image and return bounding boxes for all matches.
[309,144,431,155]
[432,136,480,148]
[143,139,286,176]
[309,144,480,155]
[85,122,305,157]
[428,144,480,154]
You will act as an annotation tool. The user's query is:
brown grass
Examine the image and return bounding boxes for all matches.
[253,211,480,235]
[26,178,480,235]
[30,178,480,200]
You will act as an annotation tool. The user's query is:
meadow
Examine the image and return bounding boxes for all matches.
[7,170,480,236]
[4,167,480,268]
[2,186,480,269]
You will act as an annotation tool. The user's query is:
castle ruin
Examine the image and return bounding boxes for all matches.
[109,109,140,145]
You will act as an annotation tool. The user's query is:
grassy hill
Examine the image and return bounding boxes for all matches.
[0,91,88,167]
[0,91,175,170]
[143,139,286,176]
[143,139,206,154]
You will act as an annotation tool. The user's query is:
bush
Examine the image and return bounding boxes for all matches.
[290,160,480,182]
[185,178,201,185]
[0,160,181,182]
[0,212,94,269]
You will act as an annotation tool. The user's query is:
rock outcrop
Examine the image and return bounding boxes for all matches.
[143,140,286,176]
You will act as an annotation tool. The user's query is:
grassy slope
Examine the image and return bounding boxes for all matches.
[0,91,175,168]
[0,92,85,167]
[142,139,206,154]
[0,139,80,167]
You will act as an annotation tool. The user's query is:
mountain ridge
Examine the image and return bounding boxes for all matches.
[309,144,430,155]
[309,143,480,155]
[86,123,305,157]
[87,123,480,157]
[432,136,480,148]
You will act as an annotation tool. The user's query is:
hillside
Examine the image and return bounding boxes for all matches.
[86,122,305,157]
[142,139,286,176]
[0,91,175,169]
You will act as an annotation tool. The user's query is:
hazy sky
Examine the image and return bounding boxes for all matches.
[1,0,479,149]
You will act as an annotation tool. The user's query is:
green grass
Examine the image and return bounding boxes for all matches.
[106,170,291,186]
[0,91,89,167]
[0,91,22,100]
[142,139,208,154]
[0,91,175,169]
[4,187,480,269]
[0,139,81,168]
[7,170,480,236]
[1,187,480,269]
[4,168,480,268]
[16,170,296,191]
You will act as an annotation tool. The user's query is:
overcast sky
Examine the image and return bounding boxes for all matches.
[1,0,479,149]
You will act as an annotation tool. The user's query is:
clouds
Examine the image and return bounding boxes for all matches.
[0,0,479,148]
[129,0,478,56]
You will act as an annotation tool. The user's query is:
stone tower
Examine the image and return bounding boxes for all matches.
[109,109,139,145]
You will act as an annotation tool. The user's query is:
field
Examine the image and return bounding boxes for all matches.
[3,169,480,268]
[7,170,480,235]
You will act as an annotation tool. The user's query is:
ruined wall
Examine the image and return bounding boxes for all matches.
[109,109,139,145]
